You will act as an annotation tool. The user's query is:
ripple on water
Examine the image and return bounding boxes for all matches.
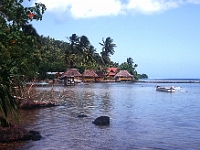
[4,83,200,150]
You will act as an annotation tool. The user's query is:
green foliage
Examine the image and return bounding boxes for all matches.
[118,57,139,80]
[36,36,68,79]
[0,0,46,120]
[99,37,116,66]
[36,34,147,82]
[65,34,100,70]
[138,74,148,79]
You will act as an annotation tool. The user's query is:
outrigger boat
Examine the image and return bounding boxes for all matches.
[156,86,175,93]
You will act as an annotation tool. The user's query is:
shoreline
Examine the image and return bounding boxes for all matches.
[138,79,200,83]
[25,79,200,87]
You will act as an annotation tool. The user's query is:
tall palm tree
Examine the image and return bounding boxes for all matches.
[66,34,80,68]
[79,35,90,54]
[78,35,97,69]
[99,37,116,66]
[68,34,79,54]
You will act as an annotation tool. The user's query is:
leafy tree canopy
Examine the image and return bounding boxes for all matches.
[118,57,138,80]
[0,0,46,120]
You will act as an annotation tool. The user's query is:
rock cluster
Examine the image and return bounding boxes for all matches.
[0,117,42,142]
[0,126,42,142]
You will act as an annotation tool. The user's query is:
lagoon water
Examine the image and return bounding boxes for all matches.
[2,81,200,150]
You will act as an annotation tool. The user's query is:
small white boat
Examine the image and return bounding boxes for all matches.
[156,86,175,93]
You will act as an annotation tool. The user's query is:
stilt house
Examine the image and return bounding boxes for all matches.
[60,68,82,85]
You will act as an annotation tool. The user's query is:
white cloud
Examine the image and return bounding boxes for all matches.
[70,0,123,18]
[33,0,200,19]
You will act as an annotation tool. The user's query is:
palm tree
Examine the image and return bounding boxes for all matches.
[79,35,90,54]
[83,45,97,69]
[78,35,97,69]
[99,37,116,66]
[66,34,80,68]
[68,34,79,54]
[127,57,134,66]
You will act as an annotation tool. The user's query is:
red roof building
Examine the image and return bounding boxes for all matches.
[106,67,118,80]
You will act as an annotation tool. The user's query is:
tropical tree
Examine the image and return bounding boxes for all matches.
[65,34,99,71]
[65,34,79,68]
[118,57,138,80]
[93,52,104,69]
[99,37,116,66]
[78,35,97,70]
[138,74,148,79]
[0,0,46,122]
[34,36,68,80]
[109,61,119,68]
[127,57,134,66]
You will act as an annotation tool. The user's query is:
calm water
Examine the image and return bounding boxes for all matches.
[2,82,200,150]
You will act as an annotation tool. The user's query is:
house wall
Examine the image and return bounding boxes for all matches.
[95,77,104,82]
[117,77,133,81]
[107,75,115,80]
[74,76,82,83]
[82,77,96,82]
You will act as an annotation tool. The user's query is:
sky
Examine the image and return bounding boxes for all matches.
[29,0,200,79]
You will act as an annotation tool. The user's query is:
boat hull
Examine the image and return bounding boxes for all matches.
[156,86,175,93]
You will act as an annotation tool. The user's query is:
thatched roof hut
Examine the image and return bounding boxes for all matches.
[82,70,98,82]
[60,68,82,85]
[82,70,98,77]
[114,70,134,81]
[61,68,82,78]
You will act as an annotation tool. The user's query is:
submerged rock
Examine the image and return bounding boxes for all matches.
[29,130,42,141]
[0,126,42,142]
[93,116,110,126]
[77,114,88,118]
[0,126,31,142]
[0,117,42,142]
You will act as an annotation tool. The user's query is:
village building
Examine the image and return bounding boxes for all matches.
[82,70,98,82]
[60,68,82,86]
[114,70,134,82]
[106,67,118,81]
[95,70,105,82]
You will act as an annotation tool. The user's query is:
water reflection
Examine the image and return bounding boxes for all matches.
[3,82,200,150]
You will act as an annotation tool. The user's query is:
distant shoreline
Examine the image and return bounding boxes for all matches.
[138,79,200,83]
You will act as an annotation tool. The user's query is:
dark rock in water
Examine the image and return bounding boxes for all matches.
[29,130,40,135]
[93,116,110,126]
[32,134,42,141]
[29,130,42,141]
[77,114,88,118]
[0,118,42,142]
[0,126,32,142]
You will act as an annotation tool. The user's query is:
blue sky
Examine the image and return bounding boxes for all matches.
[30,0,200,79]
